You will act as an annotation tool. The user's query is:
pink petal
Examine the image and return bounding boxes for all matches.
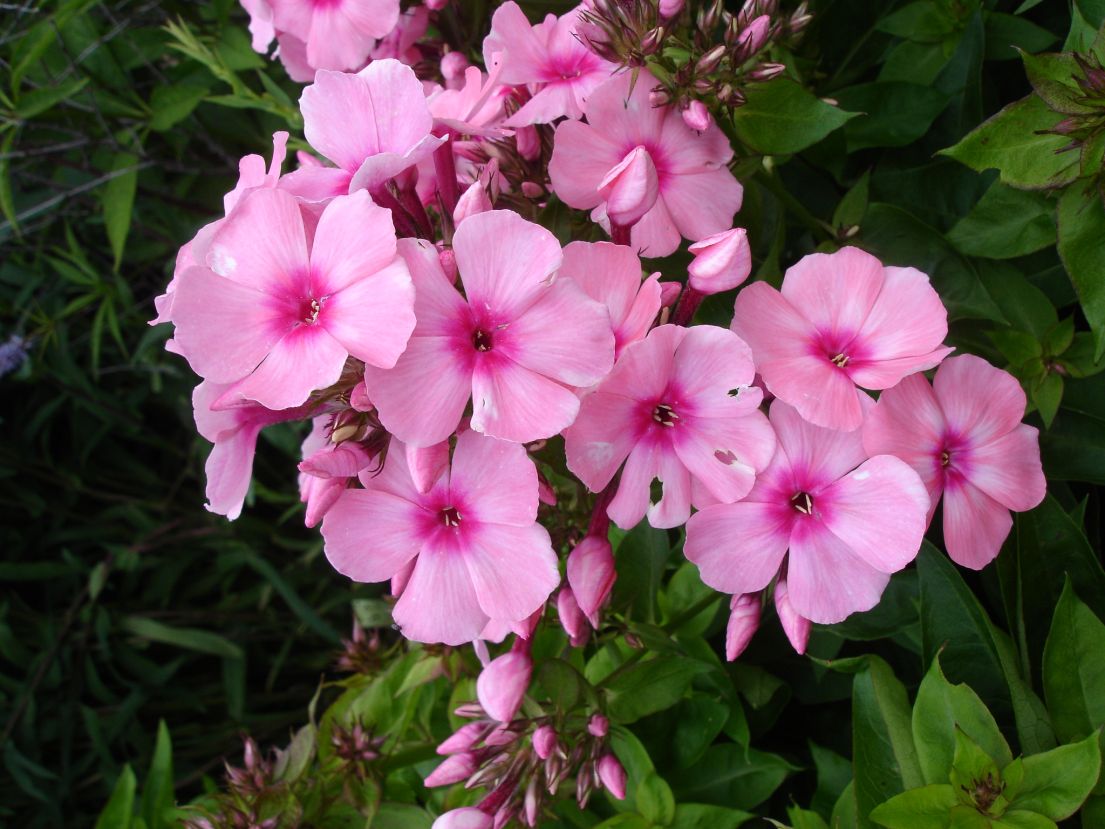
[675,409,776,504]
[963,424,1046,513]
[340,0,401,39]
[852,265,948,364]
[598,146,660,228]
[671,325,757,407]
[647,445,693,528]
[206,188,309,294]
[449,430,538,527]
[942,478,1013,570]
[731,281,813,365]
[626,195,683,258]
[347,133,446,194]
[484,1,548,82]
[769,401,868,492]
[818,455,929,573]
[463,522,559,623]
[500,277,614,387]
[787,521,890,624]
[726,594,761,661]
[605,437,691,529]
[585,69,667,147]
[204,423,262,520]
[470,356,581,443]
[558,241,644,333]
[688,227,752,294]
[846,347,954,391]
[600,324,684,401]
[780,246,885,342]
[933,354,1027,447]
[321,489,427,582]
[306,4,373,71]
[548,120,620,210]
[685,501,791,594]
[505,82,580,126]
[399,237,471,338]
[774,576,811,655]
[661,168,744,243]
[454,210,563,319]
[762,354,867,432]
[363,335,474,447]
[394,536,487,645]
[563,390,643,492]
[406,441,450,494]
[228,326,348,410]
[566,536,616,626]
[322,257,416,369]
[310,190,399,293]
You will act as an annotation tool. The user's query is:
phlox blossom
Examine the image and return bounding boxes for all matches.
[732,246,952,431]
[268,0,400,73]
[297,418,378,528]
[171,188,415,410]
[549,69,743,257]
[685,400,930,624]
[564,325,776,530]
[863,354,1046,569]
[321,430,560,645]
[363,211,615,446]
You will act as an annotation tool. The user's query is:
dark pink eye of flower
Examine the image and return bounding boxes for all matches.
[299,297,322,325]
[790,491,814,515]
[829,352,849,368]
[440,505,463,527]
[651,403,679,427]
[472,328,494,352]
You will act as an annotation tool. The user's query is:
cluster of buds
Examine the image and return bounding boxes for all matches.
[330,721,387,779]
[335,618,387,675]
[428,710,627,829]
[1040,50,1105,183]
[577,0,680,69]
[181,737,280,829]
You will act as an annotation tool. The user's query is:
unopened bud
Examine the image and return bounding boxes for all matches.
[476,649,532,723]
[688,227,752,294]
[437,722,487,755]
[695,43,728,75]
[598,146,659,227]
[649,87,671,107]
[532,725,558,760]
[557,587,588,644]
[432,808,492,829]
[441,50,469,81]
[659,0,684,17]
[747,62,786,82]
[681,99,712,132]
[424,751,479,787]
[453,179,493,227]
[597,754,627,799]
[566,536,616,627]
[774,576,810,655]
[725,593,761,661]
[587,714,609,738]
[641,26,664,56]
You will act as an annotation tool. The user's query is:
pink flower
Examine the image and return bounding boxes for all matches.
[558,241,662,357]
[685,400,930,624]
[170,189,416,410]
[432,809,492,829]
[370,4,428,65]
[300,60,446,194]
[549,70,743,257]
[564,325,776,530]
[268,0,400,72]
[297,419,377,527]
[725,593,760,661]
[688,227,751,294]
[363,212,615,446]
[437,722,486,755]
[483,2,617,126]
[566,535,616,626]
[597,754,627,799]
[477,645,533,722]
[321,430,560,645]
[240,0,275,53]
[732,246,952,432]
[863,354,1046,569]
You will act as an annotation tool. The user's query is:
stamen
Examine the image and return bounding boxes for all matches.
[940,451,951,467]
[790,491,813,515]
[830,353,849,368]
[303,298,321,324]
[442,506,463,527]
[652,403,679,427]
[472,329,493,352]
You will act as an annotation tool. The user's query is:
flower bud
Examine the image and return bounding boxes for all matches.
[523,776,539,826]
[439,247,458,283]
[441,50,469,81]
[587,713,609,738]
[557,587,588,644]
[687,227,752,294]
[681,99,712,132]
[532,725,558,760]
[747,62,786,82]
[598,146,659,228]
[649,87,671,107]
[515,125,541,160]
[567,536,616,627]
[597,753,627,799]
[659,0,684,17]
[477,649,532,722]
[774,576,810,655]
[695,43,728,75]
[453,179,493,227]
[437,722,486,755]
[736,14,771,61]
[424,751,479,787]
[521,181,545,199]
[725,593,761,661]
[658,281,682,308]
[432,808,492,829]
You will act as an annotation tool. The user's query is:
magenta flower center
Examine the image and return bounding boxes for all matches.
[440,506,463,528]
[472,328,494,352]
[830,352,849,368]
[652,403,679,427]
[940,450,951,467]
[790,491,814,515]
[299,297,322,325]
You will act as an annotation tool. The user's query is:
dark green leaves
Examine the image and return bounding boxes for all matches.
[606,656,713,723]
[1042,580,1105,743]
[1057,186,1105,361]
[733,78,856,154]
[946,183,1056,259]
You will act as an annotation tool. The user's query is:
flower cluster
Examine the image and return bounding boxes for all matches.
[155,2,1048,825]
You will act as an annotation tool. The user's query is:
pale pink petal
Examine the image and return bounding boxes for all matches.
[599,324,684,401]
[846,347,954,391]
[470,356,581,443]
[769,401,868,492]
[204,423,262,520]
[762,355,866,432]
[606,438,660,529]
[818,455,929,573]
[449,430,538,527]
[310,190,399,292]
[626,196,682,258]
[583,69,666,147]
[321,257,416,369]
[206,188,309,294]
[731,281,813,365]
[399,237,471,337]
[406,441,450,494]
[671,325,756,405]
[228,326,348,410]
[852,266,948,363]
[275,32,313,83]
[454,210,563,319]
[500,278,614,387]
[341,0,401,39]
[787,521,890,624]
[322,489,427,582]
[684,501,792,594]
[598,146,659,227]
[505,82,580,126]
[347,133,446,193]
[780,246,884,341]
[563,391,643,492]
[306,4,374,72]
[774,576,812,654]
[942,478,1013,570]
[963,424,1046,513]
[279,165,352,201]
[933,355,1027,446]
[463,522,559,623]
[661,168,744,243]
[558,241,643,328]
[726,594,761,661]
[675,409,776,504]
[484,1,548,82]
[394,536,487,645]
[646,445,692,528]
[548,120,620,209]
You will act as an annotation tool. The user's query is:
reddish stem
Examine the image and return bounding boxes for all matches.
[610,222,632,246]
[434,133,460,219]
[672,285,704,326]
[587,477,619,538]
[371,186,420,239]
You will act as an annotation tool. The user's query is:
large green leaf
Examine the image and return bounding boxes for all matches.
[605,655,714,723]
[834,82,949,151]
[946,182,1056,259]
[669,744,795,810]
[1042,580,1105,744]
[139,721,173,829]
[1057,186,1105,361]
[1007,733,1102,819]
[733,78,856,154]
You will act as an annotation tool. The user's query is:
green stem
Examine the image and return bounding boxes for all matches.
[754,169,833,242]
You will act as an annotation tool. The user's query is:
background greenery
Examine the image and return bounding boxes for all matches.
[2,0,1104,827]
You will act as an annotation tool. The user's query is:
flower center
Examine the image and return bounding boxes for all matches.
[472,328,493,352]
[830,352,849,368]
[652,403,679,427]
[940,450,951,467]
[301,298,322,325]
[441,506,463,528]
[790,491,813,515]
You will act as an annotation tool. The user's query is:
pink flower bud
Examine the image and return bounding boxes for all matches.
[738,15,772,58]
[484,724,520,746]
[659,0,684,17]
[391,559,414,599]
[681,100,712,132]
[432,808,492,829]
[477,650,532,722]
[515,126,541,161]
[439,247,458,283]
[597,753,627,799]
[520,181,544,198]
[538,474,557,506]
[658,281,682,308]
[437,722,486,755]
[566,536,616,627]
[774,577,810,655]
[523,777,539,826]
[598,146,659,228]
[424,0,449,9]
[587,713,609,738]
[687,227,752,294]
[424,752,479,787]
[725,593,761,661]
[406,440,450,495]
[453,179,493,227]
[532,725,558,760]
[557,586,588,644]
[441,51,469,81]
[747,62,787,82]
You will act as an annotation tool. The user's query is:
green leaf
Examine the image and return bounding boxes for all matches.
[946,182,1056,259]
[783,806,831,829]
[832,780,860,829]
[139,721,173,829]
[613,521,671,624]
[15,77,89,119]
[637,771,676,826]
[148,83,209,131]
[669,744,794,810]
[811,742,853,817]
[851,655,925,828]
[1020,51,1095,115]
[994,811,1058,829]
[1030,371,1063,428]
[732,78,856,154]
[877,1,959,42]
[976,262,1057,338]
[833,171,871,232]
[1042,579,1105,743]
[948,728,1001,794]
[869,784,958,829]
[1057,186,1105,361]
[605,656,713,723]
[913,654,1012,785]
[95,765,136,829]
[539,658,587,711]
[121,616,244,660]
[670,804,753,829]
[1008,732,1102,819]
[101,152,139,270]
[984,13,1057,61]
[939,95,1079,190]
[834,82,949,151]
[673,695,730,768]
[371,803,434,829]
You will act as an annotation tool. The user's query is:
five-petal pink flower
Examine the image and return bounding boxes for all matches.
[268,0,400,73]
